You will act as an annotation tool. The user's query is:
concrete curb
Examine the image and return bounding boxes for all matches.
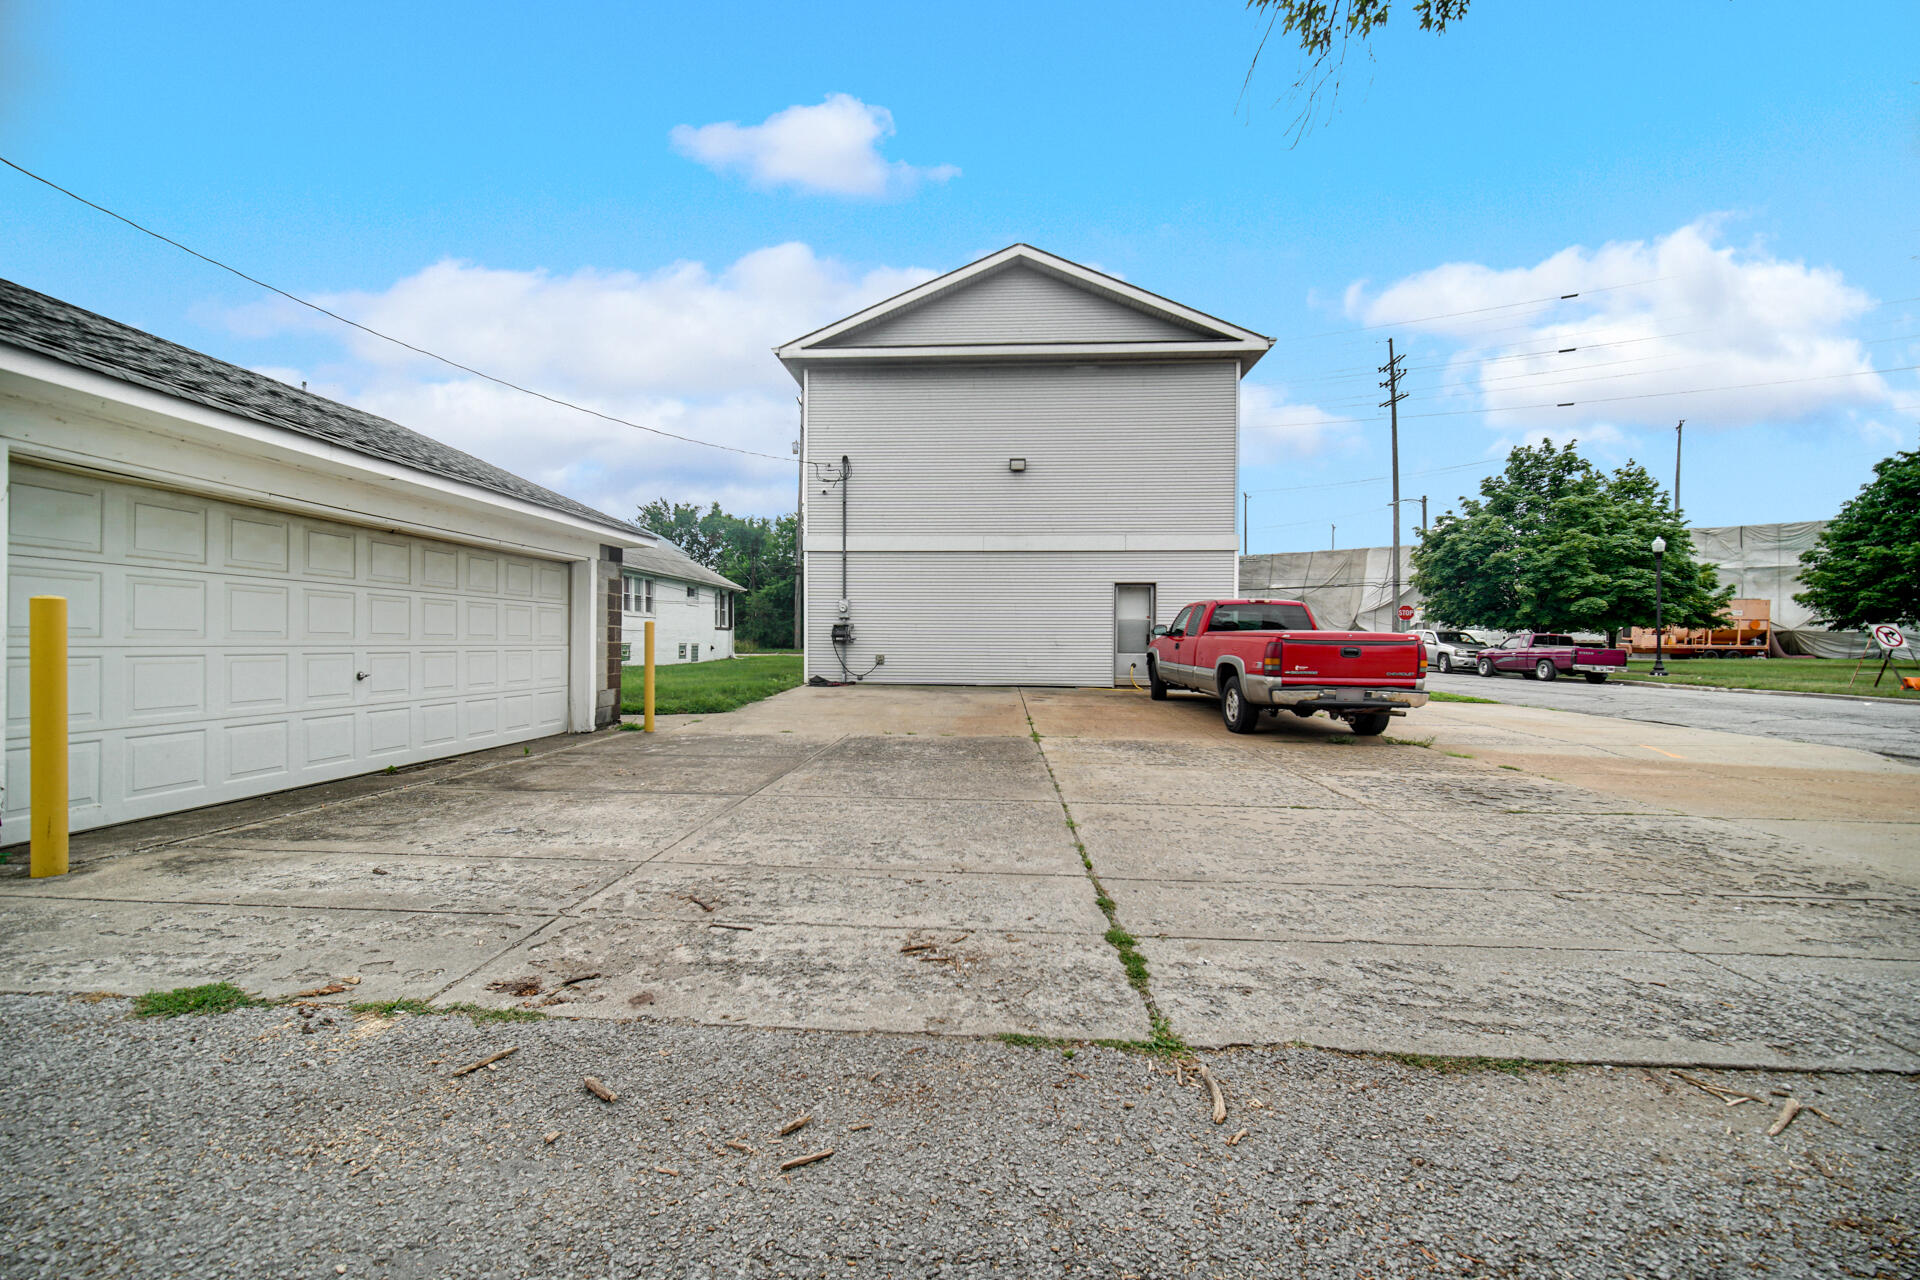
[1610,677,1919,707]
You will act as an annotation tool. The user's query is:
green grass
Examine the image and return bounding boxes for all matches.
[1620,656,1920,700]
[619,653,803,715]
[1427,690,1498,704]
[1383,735,1433,748]
[132,982,264,1018]
[349,998,545,1023]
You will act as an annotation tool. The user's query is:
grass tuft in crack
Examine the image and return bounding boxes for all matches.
[349,999,545,1023]
[132,982,264,1018]
[1020,692,1190,1057]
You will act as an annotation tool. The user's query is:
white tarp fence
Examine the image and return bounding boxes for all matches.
[1240,521,1891,658]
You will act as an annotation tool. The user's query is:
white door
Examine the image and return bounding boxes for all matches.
[5,464,572,835]
[1113,583,1155,685]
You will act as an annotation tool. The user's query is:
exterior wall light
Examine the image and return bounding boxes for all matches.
[1008,458,1027,472]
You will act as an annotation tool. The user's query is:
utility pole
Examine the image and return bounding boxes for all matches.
[1420,495,1428,537]
[1242,491,1249,557]
[1673,419,1685,512]
[793,398,804,652]
[1379,339,1408,624]
[1330,524,1336,550]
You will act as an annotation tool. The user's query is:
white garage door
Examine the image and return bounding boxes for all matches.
[5,463,573,834]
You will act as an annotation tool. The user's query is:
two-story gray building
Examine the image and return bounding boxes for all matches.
[778,244,1272,687]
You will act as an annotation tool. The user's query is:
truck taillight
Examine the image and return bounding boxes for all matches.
[1418,646,1428,674]
[1262,639,1285,674]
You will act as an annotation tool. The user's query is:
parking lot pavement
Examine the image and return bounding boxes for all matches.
[1426,667,1920,761]
[2,685,1915,1070]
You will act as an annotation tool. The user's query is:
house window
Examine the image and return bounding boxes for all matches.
[623,574,653,613]
[678,643,687,659]
[687,584,699,600]
[714,592,733,630]
[691,644,700,661]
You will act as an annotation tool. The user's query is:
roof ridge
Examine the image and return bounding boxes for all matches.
[0,276,646,538]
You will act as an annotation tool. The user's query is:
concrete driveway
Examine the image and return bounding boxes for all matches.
[2,684,1915,1071]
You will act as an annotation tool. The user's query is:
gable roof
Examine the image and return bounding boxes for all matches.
[0,276,645,539]
[621,537,743,593]
[777,244,1272,378]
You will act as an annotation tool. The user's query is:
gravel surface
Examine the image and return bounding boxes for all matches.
[3,995,1915,1279]
[1426,671,1920,762]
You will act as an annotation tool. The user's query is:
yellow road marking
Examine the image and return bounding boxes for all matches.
[1638,744,1686,759]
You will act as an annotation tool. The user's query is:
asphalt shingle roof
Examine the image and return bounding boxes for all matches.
[0,276,643,538]
[621,539,744,593]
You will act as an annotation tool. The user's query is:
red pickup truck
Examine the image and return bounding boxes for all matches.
[1146,598,1428,736]
[1474,632,1627,684]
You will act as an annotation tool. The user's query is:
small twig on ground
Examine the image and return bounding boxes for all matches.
[544,1131,559,1145]
[559,972,602,987]
[1224,1128,1248,1146]
[777,1113,812,1137]
[1767,1098,1804,1137]
[687,895,714,912]
[1197,1063,1227,1124]
[583,1076,618,1103]
[450,1047,518,1077]
[292,983,347,998]
[725,1139,753,1153]
[849,1123,871,1132]
[899,942,936,954]
[709,922,754,931]
[779,1148,834,1172]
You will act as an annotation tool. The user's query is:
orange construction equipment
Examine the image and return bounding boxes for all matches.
[1627,598,1772,659]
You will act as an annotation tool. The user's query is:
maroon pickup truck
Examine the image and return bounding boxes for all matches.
[1475,632,1627,684]
[1146,598,1428,736]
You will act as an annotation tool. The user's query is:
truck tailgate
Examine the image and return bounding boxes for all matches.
[1273,633,1423,687]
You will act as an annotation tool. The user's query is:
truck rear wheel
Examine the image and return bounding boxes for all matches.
[1220,675,1260,734]
[1584,672,1609,684]
[1146,658,1168,701]
[1534,659,1558,682]
[1350,712,1390,736]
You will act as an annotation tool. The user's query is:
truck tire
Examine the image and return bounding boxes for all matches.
[1220,675,1260,735]
[1583,672,1609,684]
[1477,656,1496,678]
[1437,653,1453,673]
[1534,659,1558,682]
[1350,712,1390,736]
[1146,658,1169,701]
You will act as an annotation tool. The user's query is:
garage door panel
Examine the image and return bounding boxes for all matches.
[304,529,356,577]
[368,594,411,640]
[226,514,289,572]
[223,720,290,781]
[368,539,410,583]
[11,565,103,637]
[7,465,575,833]
[127,654,206,719]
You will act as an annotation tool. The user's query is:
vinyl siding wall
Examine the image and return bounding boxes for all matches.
[802,359,1239,685]
[823,266,1209,347]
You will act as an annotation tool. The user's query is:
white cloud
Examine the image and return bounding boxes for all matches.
[1346,218,1896,433]
[1239,382,1357,464]
[228,245,937,518]
[670,94,959,198]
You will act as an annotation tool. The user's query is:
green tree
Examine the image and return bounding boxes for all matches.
[1412,439,1729,638]
[1795,446,1920,628]
[638,499,798,649]
[1247,0,1471,138]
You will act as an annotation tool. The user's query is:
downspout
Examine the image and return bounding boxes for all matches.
[840,454,850,607]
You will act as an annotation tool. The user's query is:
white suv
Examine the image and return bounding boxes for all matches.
[1417,629,1494,674]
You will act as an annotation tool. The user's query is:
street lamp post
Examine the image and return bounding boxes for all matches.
[1650,536,1668,678]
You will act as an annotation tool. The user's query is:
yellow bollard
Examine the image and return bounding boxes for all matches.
[643,619,656,733]
[29,595,69,878]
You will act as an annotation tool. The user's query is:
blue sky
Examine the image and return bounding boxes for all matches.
[3,1,1915,550]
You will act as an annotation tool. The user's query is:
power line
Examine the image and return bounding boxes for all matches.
[0,155,795,465]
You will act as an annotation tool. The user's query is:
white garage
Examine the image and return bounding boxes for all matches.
[1,277,647,836]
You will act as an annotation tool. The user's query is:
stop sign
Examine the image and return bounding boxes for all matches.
[1397,605,1415,621]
